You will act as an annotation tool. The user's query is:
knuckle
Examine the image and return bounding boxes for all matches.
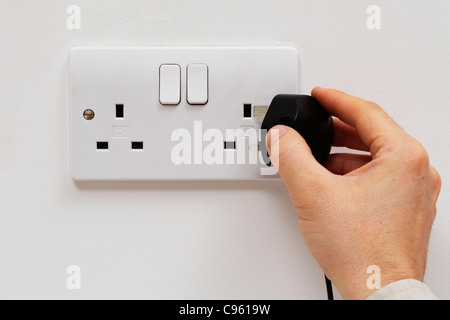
[430,166,442,193]
[364,101,385,114]
[405,140,429,172]
[428,206,438,225]
[368,101,382,110]
[435,172,442,190]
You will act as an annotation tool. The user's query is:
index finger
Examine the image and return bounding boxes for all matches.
[311,87,404,157]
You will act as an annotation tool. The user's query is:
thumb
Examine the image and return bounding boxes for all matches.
[267,125,332,201]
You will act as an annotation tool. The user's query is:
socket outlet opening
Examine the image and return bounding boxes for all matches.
[116,104,124,118]
[243,103,252,118]
[97,141,109,150]
[224,141,236,150]
[131,141,144,150]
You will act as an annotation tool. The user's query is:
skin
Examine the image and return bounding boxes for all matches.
[266,88,442,300]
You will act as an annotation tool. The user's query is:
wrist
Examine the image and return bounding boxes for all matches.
[335,264,423,300]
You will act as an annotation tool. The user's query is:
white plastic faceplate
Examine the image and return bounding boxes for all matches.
[70,47,299,180]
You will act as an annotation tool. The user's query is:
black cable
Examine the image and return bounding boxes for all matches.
[325,275,334,300]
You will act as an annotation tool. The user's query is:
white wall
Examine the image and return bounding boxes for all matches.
[1,0,449,299]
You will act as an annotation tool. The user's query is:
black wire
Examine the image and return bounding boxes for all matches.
[325,275,334,300]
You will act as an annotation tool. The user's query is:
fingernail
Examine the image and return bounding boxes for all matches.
[312,86,323,94]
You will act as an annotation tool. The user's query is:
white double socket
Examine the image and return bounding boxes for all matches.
[70,47,299,180]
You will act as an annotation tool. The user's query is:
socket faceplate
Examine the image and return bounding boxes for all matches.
[70,47,299,180]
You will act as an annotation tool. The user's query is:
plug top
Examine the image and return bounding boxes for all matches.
[261,94,333,165]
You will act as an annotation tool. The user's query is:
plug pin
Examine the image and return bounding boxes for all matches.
[253,105,270,119]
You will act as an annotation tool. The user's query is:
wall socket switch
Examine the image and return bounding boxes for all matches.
[70,47,299,180]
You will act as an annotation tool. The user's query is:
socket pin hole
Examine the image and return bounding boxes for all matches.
[243,104,252,118]
[116,104,124,118]
[97,141,109,150]
[132,141,144,150]
[224,141,236,150]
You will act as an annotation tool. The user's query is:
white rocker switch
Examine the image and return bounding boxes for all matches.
[159,64,181,105]
[187,64,208,105]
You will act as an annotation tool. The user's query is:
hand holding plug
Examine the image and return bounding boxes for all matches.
[264,88,441,299]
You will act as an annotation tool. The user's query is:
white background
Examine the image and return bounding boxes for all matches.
[0,0,449,299]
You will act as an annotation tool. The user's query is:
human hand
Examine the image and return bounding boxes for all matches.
[266,88,441,299]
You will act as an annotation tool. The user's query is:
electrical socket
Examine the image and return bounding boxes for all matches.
[70,47,299,180]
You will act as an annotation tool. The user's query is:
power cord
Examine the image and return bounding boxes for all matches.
[325,275,334,300]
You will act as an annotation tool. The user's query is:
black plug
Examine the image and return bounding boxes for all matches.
[260,94,333,165]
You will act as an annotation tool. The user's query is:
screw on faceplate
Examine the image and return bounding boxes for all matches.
[83,109,95,120]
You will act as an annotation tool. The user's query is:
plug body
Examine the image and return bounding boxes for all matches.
[261,94,333,165]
